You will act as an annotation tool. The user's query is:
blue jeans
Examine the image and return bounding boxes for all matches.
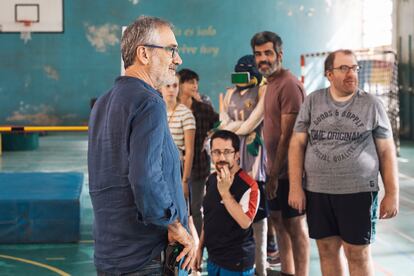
[207,260,255,276]
[97,260,163,276]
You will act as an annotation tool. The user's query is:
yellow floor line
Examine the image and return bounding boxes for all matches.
[0,254,70,276]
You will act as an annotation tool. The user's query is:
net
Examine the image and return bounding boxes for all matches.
[19,20,32,44]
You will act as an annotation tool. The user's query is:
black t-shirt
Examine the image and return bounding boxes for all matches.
[203,169,259,271]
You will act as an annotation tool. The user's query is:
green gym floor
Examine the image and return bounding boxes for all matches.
[0,133,413,276]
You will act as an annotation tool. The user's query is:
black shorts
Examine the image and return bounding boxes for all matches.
[254,181,269,222]
[267,179,305,219]
[306,190,378,245]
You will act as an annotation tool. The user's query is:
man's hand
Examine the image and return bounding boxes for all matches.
[217,165,233,196]
[266,176,278,200]
[167,221,196,271]
[288,188,306,213]
[379,193,399,219]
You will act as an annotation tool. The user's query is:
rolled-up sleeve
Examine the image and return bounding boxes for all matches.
[128,99,178,227]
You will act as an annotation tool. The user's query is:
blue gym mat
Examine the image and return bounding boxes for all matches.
[0,172,83,243]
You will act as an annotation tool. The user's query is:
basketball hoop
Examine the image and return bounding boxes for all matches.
[19,20,32,44]
[22,20,32,27]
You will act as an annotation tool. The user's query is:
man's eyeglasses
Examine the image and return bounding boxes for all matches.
[331,65,361,74]
[211,149,235,157]
[143,44,179,58]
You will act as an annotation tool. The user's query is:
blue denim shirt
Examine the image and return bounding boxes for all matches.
[88,76,188,274]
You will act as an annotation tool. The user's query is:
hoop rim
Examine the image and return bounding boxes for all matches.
[17,20,34,27]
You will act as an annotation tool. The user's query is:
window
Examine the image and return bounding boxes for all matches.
[362,0,393,48]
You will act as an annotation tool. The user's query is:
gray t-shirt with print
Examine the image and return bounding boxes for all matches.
[294,88,392,194]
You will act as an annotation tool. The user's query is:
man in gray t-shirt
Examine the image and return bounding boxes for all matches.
[288,49,399,276]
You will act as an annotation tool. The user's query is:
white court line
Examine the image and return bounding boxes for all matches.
[380,172,414,244]
[376,233,414,267]
[400,194,414,206]
[398,172,414,206]
[398,157,409,163]
[400,195,414,206]
[399,172,414,181]
[393,228,414,244]
[398,208,414,215]
[386,225,414,244]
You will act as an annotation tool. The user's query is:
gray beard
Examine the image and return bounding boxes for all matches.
[259,60,281,77]
[151,70,175,89]
[259,69,274,78]
[259,66,277,77]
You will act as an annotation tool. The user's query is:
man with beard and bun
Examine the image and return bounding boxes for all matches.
[289,49,399,276]
[251,31,309,276]
[219,54,269,276]
[195,130,260,276]
[88,16,195,275]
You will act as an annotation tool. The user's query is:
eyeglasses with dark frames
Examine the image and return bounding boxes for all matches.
[211,149,236,157]
[331,65,361,74]
[143,44,179,58]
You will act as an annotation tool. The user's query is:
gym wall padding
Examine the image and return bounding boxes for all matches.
[1,133,39,151]
[0,172,83,243]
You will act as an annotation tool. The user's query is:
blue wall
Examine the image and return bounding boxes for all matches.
[0,0,363,125]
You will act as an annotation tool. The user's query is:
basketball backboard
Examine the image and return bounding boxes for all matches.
[0,0,63,33]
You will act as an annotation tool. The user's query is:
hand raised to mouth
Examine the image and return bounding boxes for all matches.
[217,165,233,196]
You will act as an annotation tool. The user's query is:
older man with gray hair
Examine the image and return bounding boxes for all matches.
[88,16,195,275]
